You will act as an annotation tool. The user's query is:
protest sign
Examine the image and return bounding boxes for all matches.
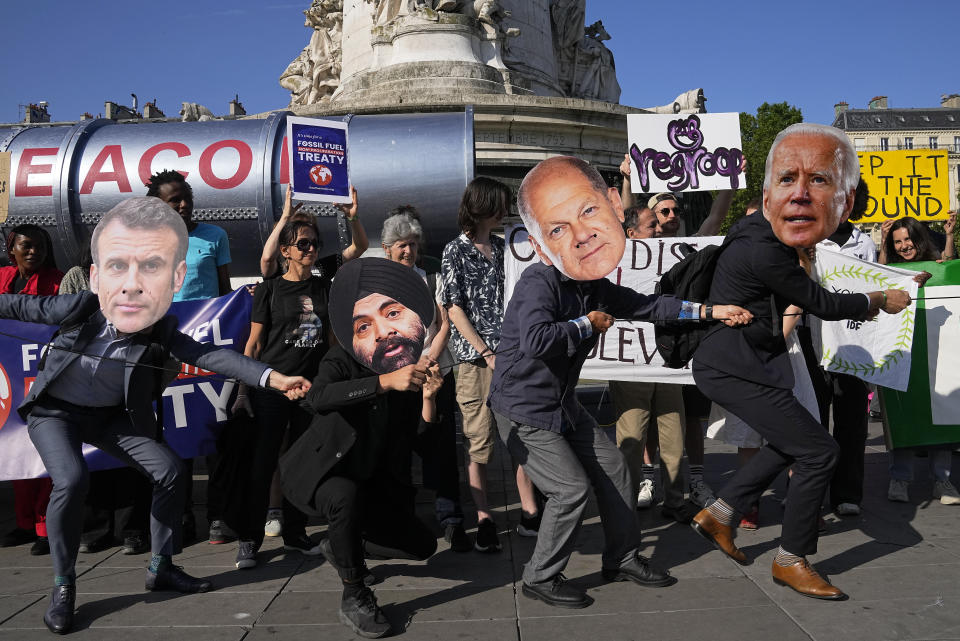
[626,113,745,194]
[286,116,351,204]
[856,149,951,223]
[505,221,721,383]
[880,261,960,449]
[0,289,252,481]
[815,248,918,391]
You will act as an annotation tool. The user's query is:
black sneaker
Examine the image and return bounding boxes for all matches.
[339,585,391,638]
[474,518,501,553]
[318,538,379,586]
[0,527,36,548]
[236,540,259,569]
[208,520,236,545]
[122,535,149,555]
[444,523,473,552]
[145,565,212,593]
[79,534,113,554]
[521,574,593,608]
[30,536,50,556]
[517,512,541,537]
[283,533,323,556]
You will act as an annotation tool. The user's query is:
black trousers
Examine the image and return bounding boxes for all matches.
[823,373,869,507]
[414,371,463,523]
[693,361,839,556]
[81,467,151,545]
[313,475,436,582]
[233,389,310,546]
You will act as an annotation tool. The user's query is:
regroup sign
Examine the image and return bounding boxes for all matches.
[856,149,951,223]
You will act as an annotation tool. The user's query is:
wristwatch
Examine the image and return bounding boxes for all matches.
[704,304,713,321]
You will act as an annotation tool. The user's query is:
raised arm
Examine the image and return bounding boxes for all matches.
[261,184,302,278]
[619,153,635,211]
[337,187,369,263]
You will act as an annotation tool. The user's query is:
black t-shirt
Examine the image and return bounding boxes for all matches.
[251,276,330,377]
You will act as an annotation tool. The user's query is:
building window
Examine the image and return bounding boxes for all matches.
[904,137,914,150]
[954,136,960,152]
[929,136,938,149]
[854,138,865,151]
[880,137,889,151]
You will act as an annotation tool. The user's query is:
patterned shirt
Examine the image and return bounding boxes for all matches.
[440,233,504,362]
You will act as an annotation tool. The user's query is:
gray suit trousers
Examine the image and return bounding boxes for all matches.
[28,400,186,580]
[495,406,640,585]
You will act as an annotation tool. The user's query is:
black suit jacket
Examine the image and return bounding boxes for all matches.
[694,214,869,389]
[0,291,269,436]
[279,345,427,516]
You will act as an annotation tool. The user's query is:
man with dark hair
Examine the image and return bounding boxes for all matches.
[146,170,232,300]
[690,124,911,600]
[0,197,311,634]
[622,206,658,239]
[495,156,752,608]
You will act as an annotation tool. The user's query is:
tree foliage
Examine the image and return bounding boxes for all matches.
[722,102,804,232]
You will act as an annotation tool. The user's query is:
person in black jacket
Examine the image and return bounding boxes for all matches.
[690,123,911,601]
[279,257,442,639]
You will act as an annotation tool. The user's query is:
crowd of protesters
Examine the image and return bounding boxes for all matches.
[0,122,957,636]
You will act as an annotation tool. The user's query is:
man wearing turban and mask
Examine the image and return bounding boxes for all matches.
[280,257,444,639]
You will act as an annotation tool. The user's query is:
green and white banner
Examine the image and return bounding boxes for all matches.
[815,248,919,391]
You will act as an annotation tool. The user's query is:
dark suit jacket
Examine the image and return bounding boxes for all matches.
[694,214,869,389]
[279,345,427,516]
[0,291,269,436]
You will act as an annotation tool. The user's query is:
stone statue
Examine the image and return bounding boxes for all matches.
[180,103,216,122]
[646,89,707,114]
[550,0,586,96]
[370,0,463,26]
[280,0,344,106]
[571,21,620,103]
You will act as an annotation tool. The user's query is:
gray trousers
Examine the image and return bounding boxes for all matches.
[28,401,186,581]
[495,407,641,585]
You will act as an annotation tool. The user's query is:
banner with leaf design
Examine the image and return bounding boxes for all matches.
[816,248,919,391]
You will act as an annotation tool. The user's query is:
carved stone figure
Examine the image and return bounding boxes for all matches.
[280,0,344,106]
[571,21,620,103]
[646,89,707,114]
[550,0,586,96]
[180,103,216,122]
[370,0,463,26]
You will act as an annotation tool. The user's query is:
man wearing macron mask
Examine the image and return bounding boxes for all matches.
[280,257,444,639]
[0,197,311,634]
[489,156,753,609]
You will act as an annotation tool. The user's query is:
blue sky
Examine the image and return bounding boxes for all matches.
[1,1,956,125]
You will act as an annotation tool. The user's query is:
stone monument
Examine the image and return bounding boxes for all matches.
[276,0,705,187]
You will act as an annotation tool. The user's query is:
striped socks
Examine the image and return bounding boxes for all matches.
[705,498,736,526]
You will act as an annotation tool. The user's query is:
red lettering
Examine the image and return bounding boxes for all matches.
[279,136,290,184]
[198,139,252,189]
[24,376,36,395]
[14,148,58,197]
[79,145,132,194]
[138,142,190,186]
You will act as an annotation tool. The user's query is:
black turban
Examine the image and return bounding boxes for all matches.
[329,257,435,354]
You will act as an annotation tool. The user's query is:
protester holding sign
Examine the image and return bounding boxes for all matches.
[690,123,912,602]
[232,215,332,570]
[0,197,311,635]
[878,214,960,506]
[492,156,752,609]
[0,224,61,557]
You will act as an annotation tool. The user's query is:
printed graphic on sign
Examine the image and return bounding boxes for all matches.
[627,113,745,193]
[0,363,11,430]
[856,150,951,222]
[287,116,351,204]
[925,285,960,424]
[816,248,919,391]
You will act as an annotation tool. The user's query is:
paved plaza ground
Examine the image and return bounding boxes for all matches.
[2,393,959,640]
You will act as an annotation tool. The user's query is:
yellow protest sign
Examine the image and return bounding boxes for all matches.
[0,152,10,223]
[857,149,950,223]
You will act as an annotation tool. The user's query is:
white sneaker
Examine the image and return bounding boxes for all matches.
[835,502,861,516]
[934,480,960,505]
[264,509,283,537]
[888,479,910,502]
[689,479,716,508]
[636,479,655,509]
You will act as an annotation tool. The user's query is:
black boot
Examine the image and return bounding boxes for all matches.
[339,585,391,638]
[43,585,76,634]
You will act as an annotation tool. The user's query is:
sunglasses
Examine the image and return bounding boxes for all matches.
[657,206,681,215]
[294,238,320,252]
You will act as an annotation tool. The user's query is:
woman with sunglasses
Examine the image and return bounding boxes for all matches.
[231,217,332,568]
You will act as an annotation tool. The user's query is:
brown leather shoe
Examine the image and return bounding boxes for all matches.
[691,509,749,565]
[771,559,847,600]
